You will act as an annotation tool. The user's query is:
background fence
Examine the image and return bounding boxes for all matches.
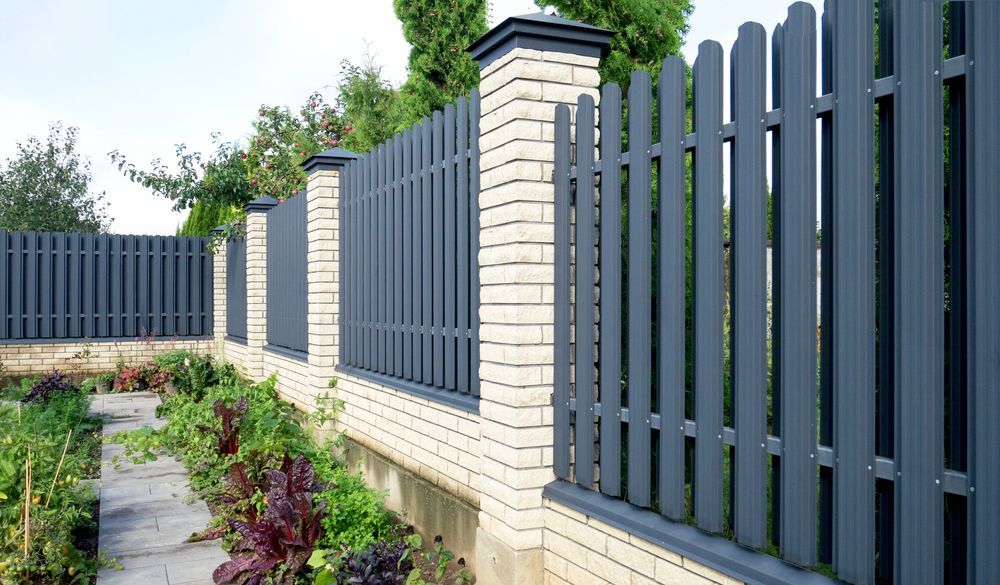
[341,91,481,400]
[225,237,247,340]
[266,192,308,354]
[553,1,994,584]
[0,231,213,340]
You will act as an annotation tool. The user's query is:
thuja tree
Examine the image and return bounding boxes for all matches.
[0,123,111,233]
[537,0,692,90]
[394,0,488,124]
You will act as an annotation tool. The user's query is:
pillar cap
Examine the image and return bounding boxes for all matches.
[468,12,613,70]
[301,147,358,174]
[243,196,279,213]
[209,225,227,235]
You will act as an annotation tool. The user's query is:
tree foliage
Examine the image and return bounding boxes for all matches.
[327,54,406,154]
[394,0,488,124]
[537,0,693,89]
[0,123,111,233]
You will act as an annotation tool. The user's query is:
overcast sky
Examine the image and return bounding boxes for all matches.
[0,0,822,235]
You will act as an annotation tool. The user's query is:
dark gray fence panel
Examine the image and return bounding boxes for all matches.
[575,93,597,490]
[831,0,876,581]
[626,75,652,508]
[657,59,685,520]
[731,20,768,550]
[968,4,1000,583]
[340,94,480,404]
[599,82,623,500]
[266,193,308,354]
[554,104,571,481]
[226,238,247,339]
[0,231,212,341]
[893,3,944,583]
[693,40,725,534]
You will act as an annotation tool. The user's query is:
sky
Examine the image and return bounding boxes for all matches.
[0,0,823,236]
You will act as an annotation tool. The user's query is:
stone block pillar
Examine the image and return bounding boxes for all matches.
[243,196,278,380]
[467,13,611,585]
[301,148,357,408]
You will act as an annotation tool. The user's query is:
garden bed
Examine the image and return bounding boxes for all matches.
[108,350,473,585]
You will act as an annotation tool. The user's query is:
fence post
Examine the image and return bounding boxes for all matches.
[243,196,278,380]
[210,225,227,355]
[468,15,611,585]
[301,148,357,409]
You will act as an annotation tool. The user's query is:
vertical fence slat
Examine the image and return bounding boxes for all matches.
[379,143,388,372]
[599,82,623,499]
[444,104,457,390]
[776,3,818,565]
[367,151,376,369]
[98,234,110,337]
[25,233,37,338]
[693,40,725,533]
[626,75,652,507]
[575,93,598,490]
[396,135,405,374]
[82,234,94,338]
[432,111,445,387]
[422,119,434,383]
[402,130,414,379]
[470,90,481,397]
[554,104,572,480]
[389,137,399,373]
[731,20,769,550]
[457,97,470,394]
[124,236,135,336]
[0,233,9,339]
[967,4,1000,583]
[893,2,944,583]
[831,0,876,581]
[414,122,426,382]
[111,235,123,337]
[39,233,51,338]
[657,61,685,518]
[11,233,23,339]
[769,23,784,549]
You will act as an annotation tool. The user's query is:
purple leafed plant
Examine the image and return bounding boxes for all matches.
[22,368,76,403]
[212,455,326,585]
[200,397,249,456]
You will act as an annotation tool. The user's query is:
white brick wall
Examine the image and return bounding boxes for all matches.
[245,210,269,380]
[1,338,213,376]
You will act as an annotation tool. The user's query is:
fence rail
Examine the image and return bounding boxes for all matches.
[225,238,247,340]
[341,91,481,401]
[0,231,213,340]
[553,1,997,584]
[266,193,308,354]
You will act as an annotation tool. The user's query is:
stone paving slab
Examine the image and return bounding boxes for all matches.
[91,393,228,585]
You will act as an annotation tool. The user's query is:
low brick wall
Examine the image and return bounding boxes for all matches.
[1,337,214,376]
[219,338,250,379]
[262,347,312,408]
[542,500,745,585]
[335,372,482,507]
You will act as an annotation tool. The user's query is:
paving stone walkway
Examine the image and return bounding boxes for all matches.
[90,392,228,585]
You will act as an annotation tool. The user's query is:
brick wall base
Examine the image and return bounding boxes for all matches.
[1,338,213,377]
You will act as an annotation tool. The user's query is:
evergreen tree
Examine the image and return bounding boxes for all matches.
[536,0,693,89]
[394,0,488,124]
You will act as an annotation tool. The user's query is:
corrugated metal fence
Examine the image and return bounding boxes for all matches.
[341,91,481,401]
[225,237,247,340]
[0,231,213,340]
[266,193,308,354]
[553,1,997,584]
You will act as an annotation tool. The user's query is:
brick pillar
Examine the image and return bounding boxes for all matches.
[243,196,277,380]
[210,225,227,355]
[301,148,357,408]
[468,14,611,585]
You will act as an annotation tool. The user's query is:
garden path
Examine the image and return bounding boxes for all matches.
[90,392,228,585]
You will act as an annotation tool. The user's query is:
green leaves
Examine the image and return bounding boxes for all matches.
[0,123,111,233]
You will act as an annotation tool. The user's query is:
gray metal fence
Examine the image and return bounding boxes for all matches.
[266,193,308,354]
[341,91,481,403]
[225,237,247,340]
[553,1,998,584]
[0,231,213,340]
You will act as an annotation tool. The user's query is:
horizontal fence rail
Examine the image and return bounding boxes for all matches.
[225,238,247,340]
[552,1,997,584]
[266,192,309,355]
[0,231,213,340]
[341,91,481,403]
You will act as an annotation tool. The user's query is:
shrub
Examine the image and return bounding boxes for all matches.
[22,369,76,404]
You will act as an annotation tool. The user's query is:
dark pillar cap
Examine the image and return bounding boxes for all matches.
[243,196,279,214]
[302,147,359,174]
[468,12,613,69]
[209,225,227,235]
